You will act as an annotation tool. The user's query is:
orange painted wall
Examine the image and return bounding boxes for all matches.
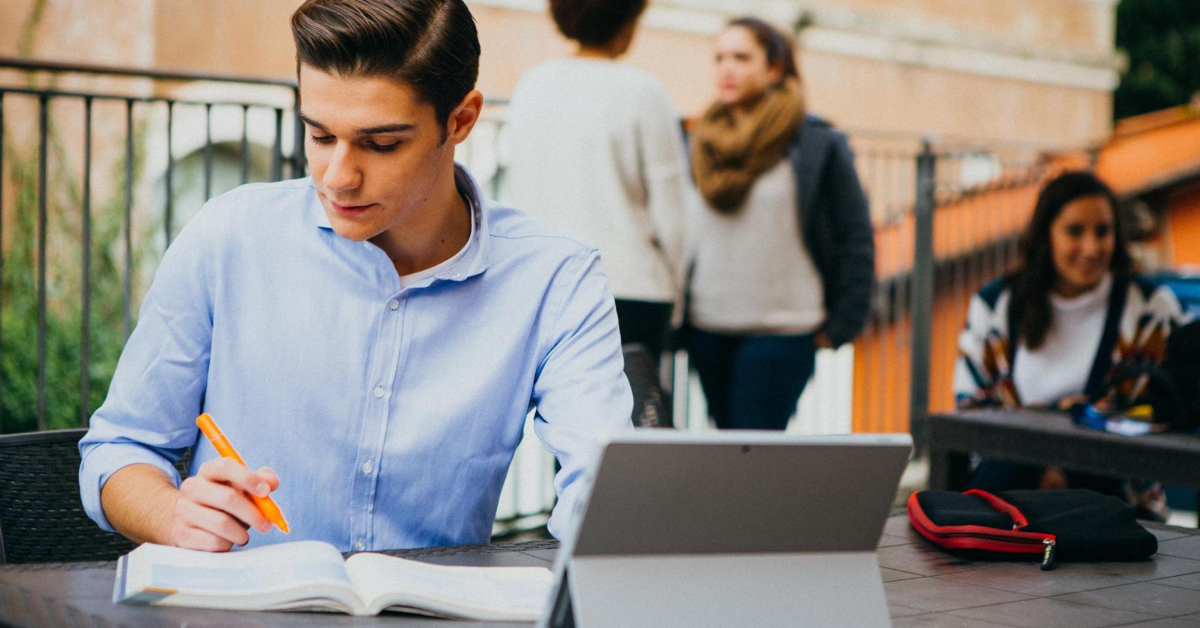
[851,270,997,433]
[849,111,1200,434]
[1168,183,1200,267]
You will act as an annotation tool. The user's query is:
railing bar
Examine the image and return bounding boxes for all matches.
[240,104,250,185]
[0,86,285,108]
[291,87,305,178]
[204,103,213,200]
[272,108,283,182]
[0,91,5,431]
[0,56,298,88]
[910,141,936,446]
[165,101,174,246]
[81,97,93,427]
[37,96,48,431]
[124,99,134,340]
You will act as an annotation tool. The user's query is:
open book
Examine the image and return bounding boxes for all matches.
[113,540,554,620]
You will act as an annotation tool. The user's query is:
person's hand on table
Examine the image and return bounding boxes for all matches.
[1055,395,1088,411]
[1037,466,1069,490]
[168,458,280,552]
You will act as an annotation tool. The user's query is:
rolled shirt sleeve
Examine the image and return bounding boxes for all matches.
[531,248,635,538]
[78,205,218,532]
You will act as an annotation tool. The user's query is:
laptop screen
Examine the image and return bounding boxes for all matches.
[569,431,912,556]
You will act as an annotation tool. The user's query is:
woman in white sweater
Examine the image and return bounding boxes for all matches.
[955,171,1187,503]
[505,0,691,367]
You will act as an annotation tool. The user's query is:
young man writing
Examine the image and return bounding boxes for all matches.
[79,0,632,553]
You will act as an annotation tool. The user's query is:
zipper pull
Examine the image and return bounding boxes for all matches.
[1041,538,1057,571]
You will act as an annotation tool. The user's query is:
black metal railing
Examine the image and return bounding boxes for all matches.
[0,57,303,432]
[0,58,1073,535]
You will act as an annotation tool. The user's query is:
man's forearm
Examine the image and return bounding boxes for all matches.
[99,464,180,545]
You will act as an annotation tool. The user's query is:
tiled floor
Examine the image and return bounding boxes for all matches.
[880,515,1200,627]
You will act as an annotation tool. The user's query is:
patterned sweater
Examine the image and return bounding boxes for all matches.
[954,273,1187,408]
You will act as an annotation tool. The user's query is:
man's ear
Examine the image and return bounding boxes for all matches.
[446,90,484,145]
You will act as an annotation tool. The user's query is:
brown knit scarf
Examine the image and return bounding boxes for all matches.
[690,78,806,213]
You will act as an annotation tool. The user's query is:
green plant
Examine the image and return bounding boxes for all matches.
[1115,0,1200,120]
[1,112,154,433]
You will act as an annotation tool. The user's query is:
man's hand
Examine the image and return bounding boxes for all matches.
[100,461,279,552]
[168,459,280,552]
[815,332,834,350]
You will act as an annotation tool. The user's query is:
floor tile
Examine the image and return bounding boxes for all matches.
[1146,525,1194,543]
[949,598,1159,627]
[877,544,981,577]
[893,614,1012,627]
[1158,536,1200,561]
[1152,572,1200,591]
[1075,555,1200,582]
[882,567,925,583]
[880,533,918,548]
[885,516,925,541]
[889,603,928,618]
[938,561,1139,597]
[1116,619,1200,627]
[883,578,1031,612]
[1056,581,1200,617]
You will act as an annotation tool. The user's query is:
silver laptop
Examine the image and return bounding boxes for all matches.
[539,430,913,628]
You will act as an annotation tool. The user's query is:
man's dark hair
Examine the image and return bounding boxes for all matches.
[291,0,480,139]
[549,0,648,48]
[1014,170,1133,349]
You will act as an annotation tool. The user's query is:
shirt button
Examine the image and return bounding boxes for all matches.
[361,460,373,475]
[373,386,385,398]
[354,540,366,552]
[388,299,399,311]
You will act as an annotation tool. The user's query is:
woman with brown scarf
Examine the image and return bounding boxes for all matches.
[686,17,875,431]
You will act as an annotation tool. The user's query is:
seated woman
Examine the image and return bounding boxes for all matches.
[954,171,1186,505]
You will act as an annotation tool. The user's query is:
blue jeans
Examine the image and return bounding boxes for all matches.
[969,459,1125,497]
[688,328,816,430]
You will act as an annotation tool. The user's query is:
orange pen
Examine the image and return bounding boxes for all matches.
[195,413,290,534]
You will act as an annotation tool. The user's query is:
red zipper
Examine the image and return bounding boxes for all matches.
[907,491,1058,568]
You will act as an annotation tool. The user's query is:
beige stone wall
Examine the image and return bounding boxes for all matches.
[806,0,1115,50]
[1,0,159,256]
[2,0,155,65]
[4,0,1121,149]
[152,0,299,81]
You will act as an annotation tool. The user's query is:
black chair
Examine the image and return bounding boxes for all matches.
[0,428,190,564]
[623,343,672,428]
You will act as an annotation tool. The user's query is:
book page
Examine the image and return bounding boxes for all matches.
[345,552,553,620]
[118,540,362,612]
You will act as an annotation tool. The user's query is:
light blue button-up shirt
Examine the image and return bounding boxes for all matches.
[79,166,633,550]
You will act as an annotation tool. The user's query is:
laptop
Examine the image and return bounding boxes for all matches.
[539,430,913,628]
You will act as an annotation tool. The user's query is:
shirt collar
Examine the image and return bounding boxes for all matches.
[305,164,492,284]
[450,164,490,282]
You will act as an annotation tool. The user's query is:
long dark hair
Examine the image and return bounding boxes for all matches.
[727,17,799,85]
[1014,171,1132,349]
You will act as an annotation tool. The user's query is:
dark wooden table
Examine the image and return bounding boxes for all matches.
[927,408,1200,497]
[2,518,1199,627]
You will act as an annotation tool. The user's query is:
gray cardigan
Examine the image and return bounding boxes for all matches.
[788,115,875,347]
